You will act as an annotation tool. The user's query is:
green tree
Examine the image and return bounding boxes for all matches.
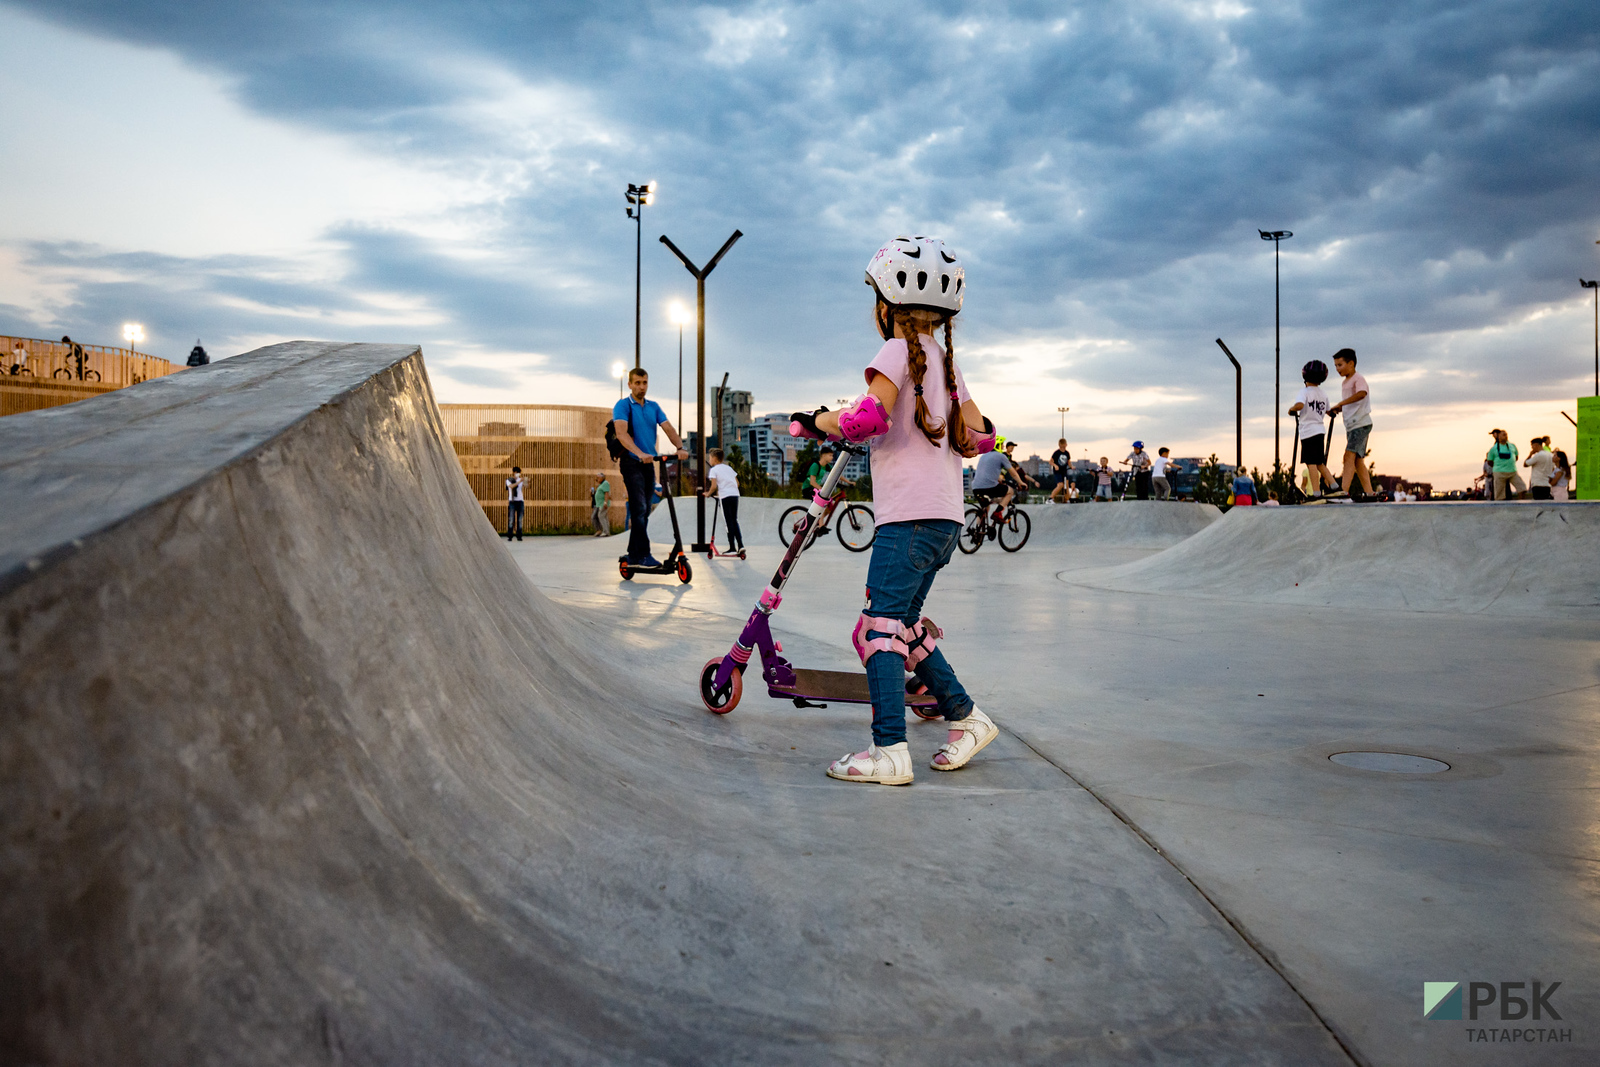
[1194,453,1231,506]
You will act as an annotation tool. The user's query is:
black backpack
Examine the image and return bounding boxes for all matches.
[605,418,625,462]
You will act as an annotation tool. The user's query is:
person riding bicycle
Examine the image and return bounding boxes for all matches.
[970,435,1021,523]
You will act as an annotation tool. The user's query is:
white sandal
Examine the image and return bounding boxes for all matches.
[827,741,914,785]
[931,708,997,771]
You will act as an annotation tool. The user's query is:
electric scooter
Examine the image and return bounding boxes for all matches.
[697,439,940,719]
[618,457,692,584]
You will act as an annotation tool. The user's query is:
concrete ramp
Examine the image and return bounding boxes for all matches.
[0,344,1350,1064]
[1027,500,1221,547]
[1072,502,1600,616]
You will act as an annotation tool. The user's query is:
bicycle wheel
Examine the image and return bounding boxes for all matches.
[836,504,876,551]
[999,507,1031,552]
[778,505,810,548]
[958,506,984,554]
[52,367,70,379]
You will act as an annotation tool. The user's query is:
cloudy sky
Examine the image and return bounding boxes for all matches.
[2,0,1596,486]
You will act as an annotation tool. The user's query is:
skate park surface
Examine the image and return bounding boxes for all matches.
[3,344,1596,1065]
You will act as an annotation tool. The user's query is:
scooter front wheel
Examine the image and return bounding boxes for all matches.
[619,560,634,580]
[677,557,693,583]
[700,658,742,714]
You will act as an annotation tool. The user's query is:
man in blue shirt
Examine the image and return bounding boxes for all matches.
[612,367,689,565]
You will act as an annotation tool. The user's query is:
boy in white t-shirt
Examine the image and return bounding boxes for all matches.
[1286,359,1334,498]
[1326,348,1375,500]
[1149,447,1174,500]
[706,447,745,555]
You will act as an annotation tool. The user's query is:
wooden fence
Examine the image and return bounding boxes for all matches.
[440,404,626,534]
[4,335,178,388]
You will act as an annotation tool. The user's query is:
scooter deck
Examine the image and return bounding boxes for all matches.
[768,668,937,708]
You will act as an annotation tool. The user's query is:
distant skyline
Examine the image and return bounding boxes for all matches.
[1,1,1596,487]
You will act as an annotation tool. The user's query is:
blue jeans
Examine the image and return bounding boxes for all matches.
[619,454,655,561]
[862,519,973,747]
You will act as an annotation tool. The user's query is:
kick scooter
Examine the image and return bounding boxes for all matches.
[704,496,746,560]
[618,457,693,584]
[698,439,940,719]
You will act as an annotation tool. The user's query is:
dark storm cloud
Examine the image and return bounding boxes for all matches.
[9,0,1599,428]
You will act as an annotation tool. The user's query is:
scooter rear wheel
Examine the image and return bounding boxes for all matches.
[700,658,742,714]
[619,560,633,580]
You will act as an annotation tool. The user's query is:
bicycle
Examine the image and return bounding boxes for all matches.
[51,344,100,382]
[779,500,875,552]
[958,499,1030,554]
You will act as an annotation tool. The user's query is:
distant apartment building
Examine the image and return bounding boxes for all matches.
[712,386,752,446]
[1018,453,1052,479]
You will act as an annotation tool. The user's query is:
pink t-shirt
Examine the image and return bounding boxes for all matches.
[865,335,972,526]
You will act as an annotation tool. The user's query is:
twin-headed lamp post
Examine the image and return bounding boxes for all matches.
[625,182,656,370]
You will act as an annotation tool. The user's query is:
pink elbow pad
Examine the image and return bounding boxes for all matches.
[838,394,891,443]
[958,417,996,457]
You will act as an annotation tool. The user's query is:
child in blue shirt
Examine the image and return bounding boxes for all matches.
[1231,468,1258,506]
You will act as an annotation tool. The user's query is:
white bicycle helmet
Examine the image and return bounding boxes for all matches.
[866,235,964,324]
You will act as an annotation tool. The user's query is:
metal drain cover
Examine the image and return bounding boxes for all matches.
[1330,751,1450,774]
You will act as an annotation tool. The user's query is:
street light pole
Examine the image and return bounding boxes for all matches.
[659,229,743,552]
[1215,338,1243,470]
[625,182,656,370]
[1058,406,1069,439]
[1259,229,1293,473]
[1583,278,1598,396]
[669,301,691,430]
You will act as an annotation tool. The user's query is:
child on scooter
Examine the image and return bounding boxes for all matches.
[790,235,999,785]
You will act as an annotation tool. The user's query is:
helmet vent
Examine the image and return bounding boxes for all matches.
[940,274,950,293]
[955,277,963,293]
[941,250,956,263]
[896,270,907,288]
[916,270,927,290]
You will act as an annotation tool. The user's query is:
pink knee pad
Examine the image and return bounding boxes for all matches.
[903,617,942,669]
[852,614,907,666]
[839,394,891,443]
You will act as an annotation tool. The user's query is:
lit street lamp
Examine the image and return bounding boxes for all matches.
[1057,406,1070,439]
[669,300,691,430]
[612,360,626,398]
[122,322,144,354]
[625,182,656,370]
[1583,278,1598,396]
[1259,229,1293,472]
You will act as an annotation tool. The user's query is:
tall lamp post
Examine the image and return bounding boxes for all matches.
[1057,406,1070,440]
[1259,229,1293,472]
[669,301,691,429]
[612,360,626,398]
[625,181,656,370]
[122,322,144,355]
[1583,278,1598,396]
[1215,338,1243,470]
[659,229,743,552]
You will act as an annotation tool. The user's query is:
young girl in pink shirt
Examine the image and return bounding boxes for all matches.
[791,236,999,785]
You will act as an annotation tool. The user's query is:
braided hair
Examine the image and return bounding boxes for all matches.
[891,307,966,449]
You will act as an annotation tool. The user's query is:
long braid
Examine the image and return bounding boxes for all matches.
[943,317,967,452]
[898,308,945,446]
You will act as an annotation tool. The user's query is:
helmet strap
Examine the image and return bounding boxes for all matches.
[875,299,894,341]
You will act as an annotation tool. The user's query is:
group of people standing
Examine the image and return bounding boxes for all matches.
[1482,431,1572,500]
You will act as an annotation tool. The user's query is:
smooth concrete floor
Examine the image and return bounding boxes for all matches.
[510,528,1600,1066]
